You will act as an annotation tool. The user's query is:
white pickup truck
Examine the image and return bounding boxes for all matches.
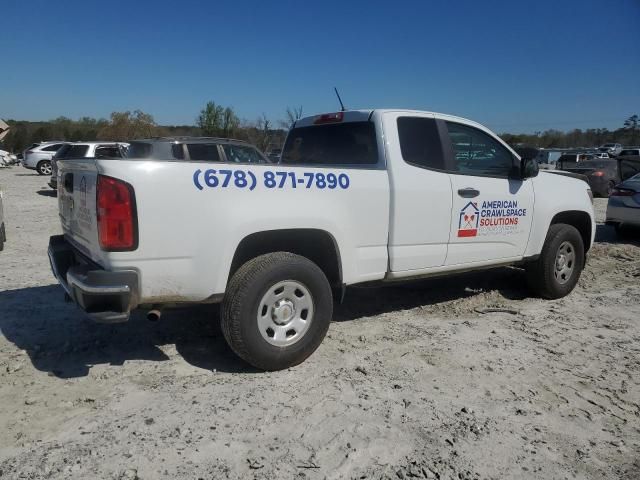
[49,110,595,370]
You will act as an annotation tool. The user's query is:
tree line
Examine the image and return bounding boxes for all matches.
[499,115,639,149]
[1,103,637,154]
[0,101,303,154]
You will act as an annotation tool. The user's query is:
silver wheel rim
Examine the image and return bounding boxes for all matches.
[257,280,314,347]
[41,162,52,175]
[554,241,575,285]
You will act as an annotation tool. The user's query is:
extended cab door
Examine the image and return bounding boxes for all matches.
[440,119,534,265]
[384,112,452,272]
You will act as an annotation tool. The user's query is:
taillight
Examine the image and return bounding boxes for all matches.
[314,112,344,124]
[591,171,604,177]
[610,188,634,197]
[97,175,137,251]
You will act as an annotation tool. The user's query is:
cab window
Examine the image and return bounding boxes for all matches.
[281,122,378,166]
[397,117,445,170]
[445,122,515,177]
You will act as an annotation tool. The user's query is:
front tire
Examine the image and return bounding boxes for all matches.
[526,224,584,299]
[221,252,333,370]
[36,160,52,176]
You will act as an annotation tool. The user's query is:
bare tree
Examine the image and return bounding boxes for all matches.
[279,106,303,129]
[221,107,240,138]
[256,114,272,152]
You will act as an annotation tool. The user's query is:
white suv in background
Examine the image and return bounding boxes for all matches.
[22,142,67,175]
[598,143,623,157]
[49,142,126,189]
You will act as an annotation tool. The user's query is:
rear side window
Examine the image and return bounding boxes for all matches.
[223,144,267,164]
[397,117,445,170]
[126,142,153,158]
[281,122,378,166]
[57,145,89,159]
[95,146,122,159]
[171,144,185,159]
[53,144,71,158]
[620,149,639,156]
[42,143,64,151]
[187,144,221,161]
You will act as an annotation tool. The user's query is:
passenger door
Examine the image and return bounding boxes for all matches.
[384,112,453,272]
[442,120,534,266]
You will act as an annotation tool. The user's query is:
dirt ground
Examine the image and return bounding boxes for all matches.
[0,166,639,480]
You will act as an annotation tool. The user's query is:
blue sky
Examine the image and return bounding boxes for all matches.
[1,0,638,133]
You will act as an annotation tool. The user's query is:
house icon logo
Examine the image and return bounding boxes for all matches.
[458,201,479,237]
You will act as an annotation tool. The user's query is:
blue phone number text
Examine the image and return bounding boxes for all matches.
[193,169,350,191]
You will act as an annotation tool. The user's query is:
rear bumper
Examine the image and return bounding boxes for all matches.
[606,203,640,227]
[48,235,139,323]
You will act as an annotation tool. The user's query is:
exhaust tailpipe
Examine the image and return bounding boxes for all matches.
[147,309,162,322]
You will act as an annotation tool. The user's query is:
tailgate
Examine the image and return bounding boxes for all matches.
[57,159,103,264]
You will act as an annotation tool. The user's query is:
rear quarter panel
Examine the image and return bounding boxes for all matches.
[96,160,390,302]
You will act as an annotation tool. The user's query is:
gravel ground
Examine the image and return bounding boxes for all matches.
[0,166,639,480]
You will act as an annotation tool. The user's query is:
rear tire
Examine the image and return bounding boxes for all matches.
[526,224,584,299]
[36,160,52,176]
[221,252,333,370]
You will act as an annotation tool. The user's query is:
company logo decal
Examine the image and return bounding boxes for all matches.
[458,200,528,238]
[457,201,479,237]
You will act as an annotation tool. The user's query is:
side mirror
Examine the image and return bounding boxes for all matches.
[521,158,539,179]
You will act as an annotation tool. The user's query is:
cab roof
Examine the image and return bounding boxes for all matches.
[293,109,493,133]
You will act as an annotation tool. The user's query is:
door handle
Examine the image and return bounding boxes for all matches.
[457,188,479,198]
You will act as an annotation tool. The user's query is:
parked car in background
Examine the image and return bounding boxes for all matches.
[120,137,270,164]
[594,152,610,159]
[617,154,640,181]
[0,184,5,251]
[606,173,640,235]
[619,147,640,157]
[535,149,564,169]
[557,152,594,169]
[22,141,67,175]
[560,159,621,197]
[0,149,18,166]
[50,142,126,190]
[560,156,640,197]
[598,143,622,157]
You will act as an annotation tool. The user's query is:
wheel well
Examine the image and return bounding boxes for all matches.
[550,211,592,253]
[229,229,342,287]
